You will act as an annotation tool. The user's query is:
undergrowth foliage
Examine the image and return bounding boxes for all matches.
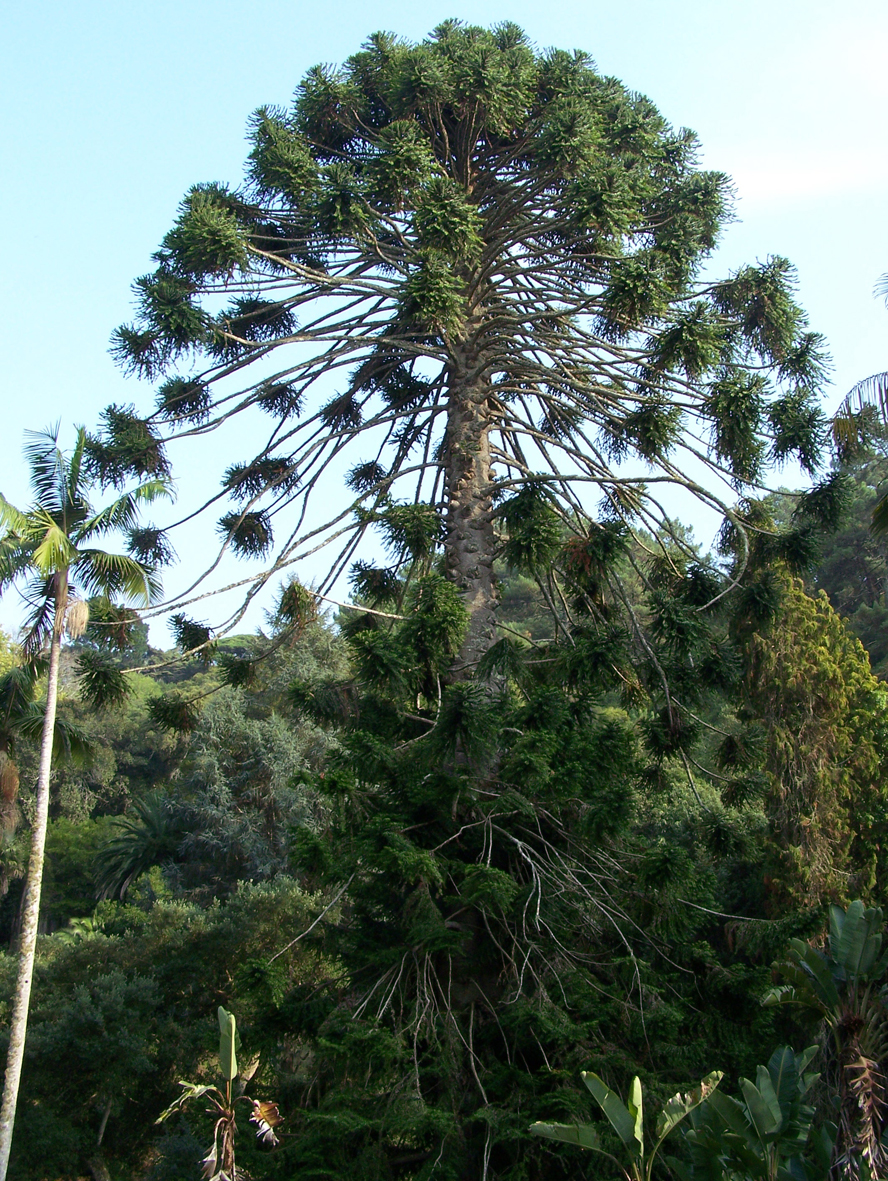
[269,537,839,1180]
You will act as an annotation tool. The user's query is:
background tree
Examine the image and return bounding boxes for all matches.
[0,425,166,1179]
[107,20,830,676]
[0,661,93,896]
[0,878,323,1181]
[732,572,888,909]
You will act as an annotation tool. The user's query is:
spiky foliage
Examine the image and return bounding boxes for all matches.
[74,650,134,711]
[168,612,215,662]
[82,595,144,652]
[148,693,203,734]
[111,22,828,674]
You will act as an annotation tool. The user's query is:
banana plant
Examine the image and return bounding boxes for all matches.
[157,1007,283,1181]
[669,1045,831,1181]
[764,902,888,1180]
[530,1068,723,1181]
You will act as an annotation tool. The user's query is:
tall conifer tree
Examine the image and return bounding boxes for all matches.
[107,21,830,669]
[101,24,839,1178]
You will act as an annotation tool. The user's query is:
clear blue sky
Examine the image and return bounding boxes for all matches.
[1,0,886,642]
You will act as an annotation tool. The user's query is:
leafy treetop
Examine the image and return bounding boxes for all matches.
[107,21,831,671]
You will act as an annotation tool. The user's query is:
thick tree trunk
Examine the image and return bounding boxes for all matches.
[443,342,497,678]
[0,610,64,1179]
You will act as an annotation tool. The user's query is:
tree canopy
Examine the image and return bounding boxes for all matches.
[106,20,830,672]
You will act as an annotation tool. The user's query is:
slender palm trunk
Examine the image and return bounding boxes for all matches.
[0,614,63,1179]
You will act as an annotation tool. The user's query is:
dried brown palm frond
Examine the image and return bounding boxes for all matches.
[844,1054,888,1178]
[0,756,19,834]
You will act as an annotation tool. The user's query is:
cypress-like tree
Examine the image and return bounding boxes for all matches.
[108,21,830,672]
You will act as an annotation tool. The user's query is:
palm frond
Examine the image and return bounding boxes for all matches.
[22,425,67,515]
[79,476,172,540]
[131,477,175,505]
[0,494,31,537]
[832,373,888,451]
[14,703,94,766]
[78,494,142,540]
[67,427,87,507]
[0,533,35,592]
[841,372,888,419]
[96,790,180,898]
[72,550,158,604]
[0,664,39,748]
[31,523,77,575]
[18,577,57,655]
[872,494,888,536]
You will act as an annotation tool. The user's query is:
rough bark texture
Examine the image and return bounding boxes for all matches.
[0,597,64,1180]
[443,335,497,678]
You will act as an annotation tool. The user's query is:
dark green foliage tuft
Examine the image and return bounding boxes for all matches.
[126,525,176,567]
[792,471,850,532]
[768,388,827,475]
[705,373,766,484]
[372,502,444,565]
[147,694,202,733]
[217,510,273,557]
[255,380,304,418]
[497,482,563,575]
[84,596,144,652]
[218,653,257,688]
[155,377,210,424]
[75,650,133,711]
[271,578,318,633]
[248,106,319,200]
[157,183,251,279]
[399,575,468,677]
[349,562,401,606]
[84,405,170,487]
[222,458,297,500]
[168,613,214,660]
[346,461,388,494]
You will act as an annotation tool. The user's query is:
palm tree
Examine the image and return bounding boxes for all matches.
[95,789,181,900]
[0,425,168,1179]
[831,272,888,528]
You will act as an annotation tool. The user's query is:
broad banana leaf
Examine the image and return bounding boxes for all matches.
[654,1071,724,1144]
[582,1071,639,1151]
[739,1077,781,1142]
[218,1006,238,1081]
[156,1081,218,1123]
[706,1090,755,1141]
[530,1121,601,1151]
[831,901,882,976]
[628,1075,644,1152]
[790,941,841,1009]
